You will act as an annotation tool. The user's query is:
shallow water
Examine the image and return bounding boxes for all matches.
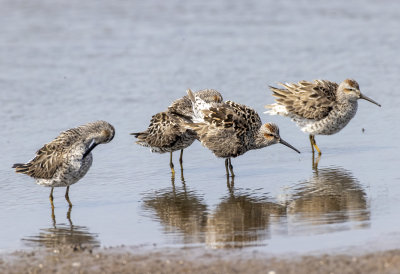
[1,0,399,254]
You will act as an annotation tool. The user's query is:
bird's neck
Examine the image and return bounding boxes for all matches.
[252,131,272,150]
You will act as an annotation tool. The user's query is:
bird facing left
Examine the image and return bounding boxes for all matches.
[12,120,115,208]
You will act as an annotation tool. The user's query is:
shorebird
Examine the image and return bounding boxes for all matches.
[175,89,300,177]
[131,89,223,175]
[265,79,381,155]
[13,121,115,207]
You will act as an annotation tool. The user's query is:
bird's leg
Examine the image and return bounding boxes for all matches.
[179,149,184,168]
[65,186,73,207]
[312,152,321,170]
[228,158,235,177]
[180,165,185,183]
[309,135,322,155]
[170,151,175,176]
[312,135,322,155]
[309,135,315,154]
[225,158,229,176]
[67,205,73,227]
[51,208,56,227]
[49,187,55,209]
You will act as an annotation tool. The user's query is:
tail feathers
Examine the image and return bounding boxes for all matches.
[132,133,150,147]
[269,85,290,98]
[130,132,141,137]
[12,163,24,168]
[12,163,30,174]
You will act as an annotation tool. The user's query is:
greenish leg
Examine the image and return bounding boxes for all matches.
[170,152,175,175]
[309,135,315,154]
[65,186,73,207]
[49,187,55,209]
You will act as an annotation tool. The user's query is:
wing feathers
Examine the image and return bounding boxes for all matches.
[267,80,338,120]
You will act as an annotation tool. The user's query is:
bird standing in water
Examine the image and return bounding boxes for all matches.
[265,79,381,155]
[176,89,300,177]
[13,121,115,208]
[132,89,223,175]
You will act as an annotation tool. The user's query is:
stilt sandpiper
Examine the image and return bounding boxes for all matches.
[13,121,115,207]
[174,89,300,177]
[265,79,381,155]
[132,89,223,175]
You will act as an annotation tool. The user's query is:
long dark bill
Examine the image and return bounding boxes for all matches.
[83,142,98,159]
[360,94,381,107]
[279,139,301,154]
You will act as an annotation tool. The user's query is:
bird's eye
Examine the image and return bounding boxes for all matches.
[264,133,274,138]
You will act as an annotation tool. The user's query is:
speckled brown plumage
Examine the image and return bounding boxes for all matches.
[265,79,381,155]
[132,89,223,174]
[268,80,339,120]
[178,89,300,177]
[13,121,115,207]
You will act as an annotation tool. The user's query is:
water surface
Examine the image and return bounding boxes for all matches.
[0,0,399,254]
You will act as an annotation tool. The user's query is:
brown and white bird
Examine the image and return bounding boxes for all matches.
[13,121,115,207]
[131,89,223,174]
[175,89,300,177]
[265,79,381,155]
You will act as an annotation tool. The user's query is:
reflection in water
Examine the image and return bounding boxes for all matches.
[287,166,370,231]
[206,189,286,248]
[144,166,370,248]
[22,206,100,249]
[144,174,285,248]
[143,175,208,244]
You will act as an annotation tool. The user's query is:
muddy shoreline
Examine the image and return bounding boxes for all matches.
[2,246,400,273]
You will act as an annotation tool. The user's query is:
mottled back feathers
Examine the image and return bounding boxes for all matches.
[132,89,223,153]
[13,121,115,179]
[267,80,339,120]
[132,112,194,150]
[184,101,264,158]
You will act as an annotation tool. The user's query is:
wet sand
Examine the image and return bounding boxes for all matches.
[2,246,400,274]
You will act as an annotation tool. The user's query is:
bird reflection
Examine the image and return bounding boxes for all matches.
[143,174,208,244]
[287,165,370,230]
[205,188,286,248]
[144,174,286,248]
[22,206,100,249]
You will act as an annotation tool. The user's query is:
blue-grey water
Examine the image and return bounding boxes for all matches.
[1,0,399,254]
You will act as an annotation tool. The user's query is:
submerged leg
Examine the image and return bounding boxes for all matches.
[180,165,185,183]
[226,173,235,193]
[67,205,73,227]
[225,159,229,176]
[65,186,73,207]
[312,152,321,170]
[179,149,184,168]
[228,158,235,177]
[169,151,175,175]
[51,205,56,227]
[49,187,54,209]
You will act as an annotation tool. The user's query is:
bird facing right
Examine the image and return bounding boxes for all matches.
[176,89,300,177]
[265,79,381,155]
[13,121,115,207]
